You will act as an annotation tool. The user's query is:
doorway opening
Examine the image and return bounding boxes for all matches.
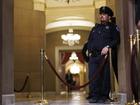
[55,46,88,93]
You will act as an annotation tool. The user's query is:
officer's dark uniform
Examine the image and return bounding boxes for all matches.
[86,6,120,103]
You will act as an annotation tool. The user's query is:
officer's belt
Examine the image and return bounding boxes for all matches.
[89,50,101,57]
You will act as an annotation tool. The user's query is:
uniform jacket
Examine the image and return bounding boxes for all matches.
[87,22,120,51]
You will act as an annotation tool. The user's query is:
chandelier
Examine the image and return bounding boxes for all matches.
[61,28,81,46]
[69,51,78,61]
[69,52,80,74]
[70,63,80,74]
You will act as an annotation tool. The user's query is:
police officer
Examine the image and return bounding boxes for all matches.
[86,6,120,103]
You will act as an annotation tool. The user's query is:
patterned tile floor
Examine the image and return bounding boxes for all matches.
[15,91,125,105]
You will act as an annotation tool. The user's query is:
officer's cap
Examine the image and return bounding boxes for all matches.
[99,6,114,17]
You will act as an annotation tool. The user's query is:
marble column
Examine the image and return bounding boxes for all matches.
[116,0,135,102]
[0,0,15,105]
[0,0,2,104]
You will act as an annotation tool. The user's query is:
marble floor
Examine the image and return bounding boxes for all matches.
[15,91,126,105]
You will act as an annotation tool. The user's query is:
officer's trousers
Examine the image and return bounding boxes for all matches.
[88,55,110,99]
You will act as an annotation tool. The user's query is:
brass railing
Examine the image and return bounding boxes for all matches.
[130,29,140,53]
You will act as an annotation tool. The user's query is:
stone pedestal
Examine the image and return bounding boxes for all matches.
[2,94,15,105]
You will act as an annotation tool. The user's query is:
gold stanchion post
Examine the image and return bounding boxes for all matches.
[26,73,32,98]
[136,29,140,52]
[130,34,133,52]
[109,48,118,101]
[36,49,48,105]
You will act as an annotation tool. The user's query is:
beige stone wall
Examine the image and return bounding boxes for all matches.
[14,0,45,92]
[106,0,116,15]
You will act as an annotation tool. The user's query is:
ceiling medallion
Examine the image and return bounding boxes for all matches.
[54,0,80,4]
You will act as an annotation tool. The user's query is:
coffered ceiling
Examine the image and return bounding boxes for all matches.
[46,0,94,8]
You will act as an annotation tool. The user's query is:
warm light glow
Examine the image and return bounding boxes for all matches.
[61,29,80,46]
[70,64,80,74]
[69,52,78,61]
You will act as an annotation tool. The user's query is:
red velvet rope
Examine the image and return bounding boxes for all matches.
[44,55,107,90]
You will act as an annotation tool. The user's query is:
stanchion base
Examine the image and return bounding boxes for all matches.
[109,94,119,103]
[26,94,32,98]
[110,96,118,102]
[35,99,48,105]
[126,102,139,105]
